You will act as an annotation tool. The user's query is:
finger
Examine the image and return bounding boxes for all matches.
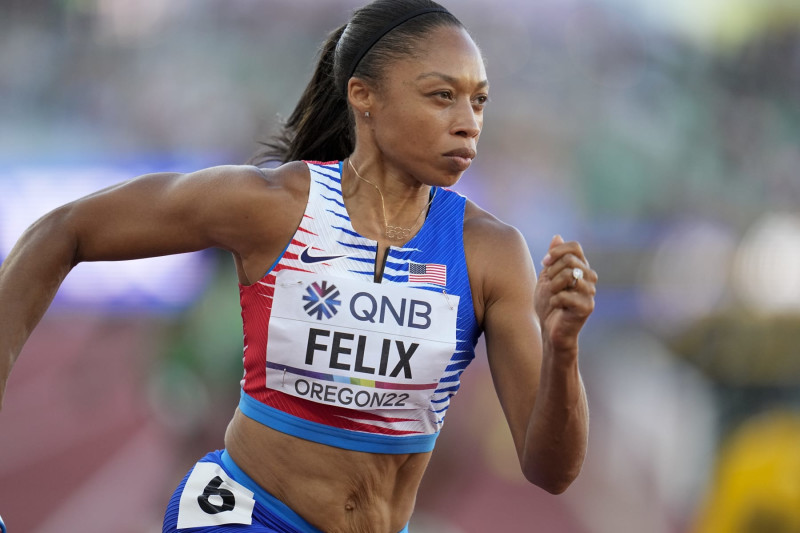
[543,252,588,281]
[551,240,587,264]
[542,240,588,269]
[550,266,598,294]
[543,263,598,296]
[541,234,565,266]
[546,290,596,317]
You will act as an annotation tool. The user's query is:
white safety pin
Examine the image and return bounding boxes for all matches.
[442,289,454,310]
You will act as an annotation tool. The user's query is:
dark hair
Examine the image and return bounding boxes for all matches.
[250,0,463,165]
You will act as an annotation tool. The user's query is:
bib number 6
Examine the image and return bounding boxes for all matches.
[176,462,255,529]
[198,476,236,514]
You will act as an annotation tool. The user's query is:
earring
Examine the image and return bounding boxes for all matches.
[365,111,370,118]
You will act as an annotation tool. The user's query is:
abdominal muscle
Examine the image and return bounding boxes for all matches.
[224,408,432,533]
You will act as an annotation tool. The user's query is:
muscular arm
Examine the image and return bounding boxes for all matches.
[0,162,307,409]
[468,210,595,494]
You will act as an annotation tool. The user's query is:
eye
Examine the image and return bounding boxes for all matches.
[473,94,489,108]
[435,90,454,101]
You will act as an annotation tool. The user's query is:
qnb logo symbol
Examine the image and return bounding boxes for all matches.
[303,281,341,320]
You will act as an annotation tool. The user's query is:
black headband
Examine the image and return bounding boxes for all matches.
[343,6,452,94]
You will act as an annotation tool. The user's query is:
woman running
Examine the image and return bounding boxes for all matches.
[0,1,597,531]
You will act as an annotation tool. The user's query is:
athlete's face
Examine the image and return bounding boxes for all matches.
[370,25,488,187]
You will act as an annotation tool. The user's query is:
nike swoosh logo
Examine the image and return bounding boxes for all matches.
[299,247,349,264]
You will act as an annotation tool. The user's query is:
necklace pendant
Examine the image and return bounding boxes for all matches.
[385,225,411,240]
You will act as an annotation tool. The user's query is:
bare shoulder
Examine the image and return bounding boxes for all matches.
[463,200,536,325]
[187,161,309,223]
[254,160,311,194]
[187,160,309,199]
[165,161,310,255]
[463,199,531,262]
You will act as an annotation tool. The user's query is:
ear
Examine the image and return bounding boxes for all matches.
[347,77,375,117]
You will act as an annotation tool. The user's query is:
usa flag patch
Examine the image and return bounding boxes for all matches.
[409,262,447,286]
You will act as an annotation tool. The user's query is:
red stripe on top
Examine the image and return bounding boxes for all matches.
[273,264,313,274]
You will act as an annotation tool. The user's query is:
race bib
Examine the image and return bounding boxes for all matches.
[176,462,255,529]
[265,271,459,410]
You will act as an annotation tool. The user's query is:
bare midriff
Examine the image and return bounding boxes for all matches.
[224,408,432,533]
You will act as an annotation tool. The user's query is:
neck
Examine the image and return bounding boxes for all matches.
[346,152,429,201]
[344,156,434,242]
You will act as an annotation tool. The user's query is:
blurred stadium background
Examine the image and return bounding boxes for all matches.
[1,0,799,531]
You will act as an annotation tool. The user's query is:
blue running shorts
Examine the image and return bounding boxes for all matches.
[162,450,409,533]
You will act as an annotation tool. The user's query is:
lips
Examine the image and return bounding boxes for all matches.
[443,148,477,160]
[443,148,476,171]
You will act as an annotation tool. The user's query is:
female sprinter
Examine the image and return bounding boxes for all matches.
[0,0,597,531]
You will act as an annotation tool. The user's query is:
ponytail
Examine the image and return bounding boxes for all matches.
[250,24,353,165]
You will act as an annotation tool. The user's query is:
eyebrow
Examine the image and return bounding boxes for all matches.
[416,71,489,90]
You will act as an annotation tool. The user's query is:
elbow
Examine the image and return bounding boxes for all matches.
[533,477,574,495]
[28,205,81,267]
[521,460,582,495]
[12,204,80,270]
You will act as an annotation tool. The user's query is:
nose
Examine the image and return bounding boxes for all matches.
[451,99,481,139]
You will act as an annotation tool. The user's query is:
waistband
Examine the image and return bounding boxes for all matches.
[219,450,322,533]
[239,390,438,454]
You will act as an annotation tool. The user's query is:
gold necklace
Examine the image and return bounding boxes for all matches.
[348,159,436,240]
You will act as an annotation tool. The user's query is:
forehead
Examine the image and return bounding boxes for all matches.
[396,25,487,85]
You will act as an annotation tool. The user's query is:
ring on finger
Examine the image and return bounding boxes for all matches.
[571,267,584,288]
